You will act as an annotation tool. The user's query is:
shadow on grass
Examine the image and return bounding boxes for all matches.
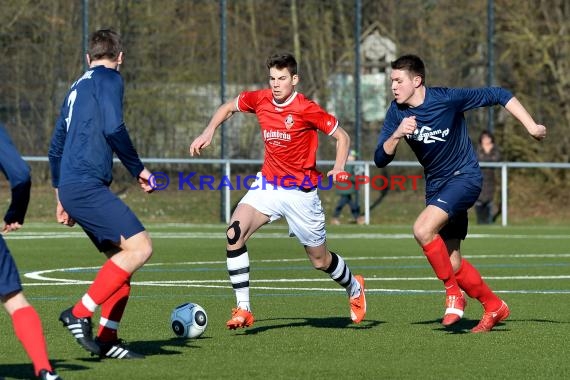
[240,316,383,335]
[0,360,88,380]
[107,337,207,357]
[0,338,206,379]
[412,318,570,334]
[411,317,568,334]
[412,317,481,334]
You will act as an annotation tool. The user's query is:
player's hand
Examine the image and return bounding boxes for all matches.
[138,168,155,193]
[394,116,418,139]
[56,201,76,227]
[189,132,214,157]
[529,124,546,141]
[2,222,22,234]
[328,169,350,183]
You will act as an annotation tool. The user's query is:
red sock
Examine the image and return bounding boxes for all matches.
[97,281,131,342]
[73,259,131,318]
[11,306,52,376]
[455,258,502,311]
[422,235,461,296]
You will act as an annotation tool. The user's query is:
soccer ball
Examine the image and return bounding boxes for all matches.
[170,303,208,338]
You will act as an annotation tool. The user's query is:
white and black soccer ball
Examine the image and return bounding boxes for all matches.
[170,302,208,338]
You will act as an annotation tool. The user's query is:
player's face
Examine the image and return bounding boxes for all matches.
[481,134,493,152]
[390,69,420,105]
[269,67,299,103]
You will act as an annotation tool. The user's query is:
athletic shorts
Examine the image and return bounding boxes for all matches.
[0,236,23,297]
[239,173,326,247]
[59,182,145,252]
[426,174,482,240]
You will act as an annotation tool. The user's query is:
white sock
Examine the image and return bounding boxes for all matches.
[227,248,251,311]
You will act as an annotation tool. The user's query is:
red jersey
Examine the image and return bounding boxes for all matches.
[236,89,338,188]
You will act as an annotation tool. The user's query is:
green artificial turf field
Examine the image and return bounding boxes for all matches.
[0,223,569,379]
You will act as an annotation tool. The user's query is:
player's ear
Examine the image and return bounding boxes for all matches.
[413,75,422,88]
[117,51,124,65]
[292,74,299,86]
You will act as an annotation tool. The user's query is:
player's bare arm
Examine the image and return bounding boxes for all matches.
[504,97,547,141]
[326,126,350,183]
[189,98,239,156]
[384,115,417,155]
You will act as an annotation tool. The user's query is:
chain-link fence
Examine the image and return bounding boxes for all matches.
[1,0,568,223]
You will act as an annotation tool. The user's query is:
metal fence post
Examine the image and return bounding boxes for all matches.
[364,162,370,225]
[501,162,508,226]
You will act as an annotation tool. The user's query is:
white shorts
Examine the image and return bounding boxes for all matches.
[239,173,326,247]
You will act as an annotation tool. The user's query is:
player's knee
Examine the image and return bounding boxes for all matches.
[1,291,29,314]
[307,248,331,271]
[412,222,432,245]
[226,220,242,246]
[312,259,328,271]
[450,253,462,272]
[130,235,153,266]
[140,243,153,263]
[310,254,331,271]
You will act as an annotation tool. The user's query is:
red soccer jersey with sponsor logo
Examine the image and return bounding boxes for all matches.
[236,89,338,188]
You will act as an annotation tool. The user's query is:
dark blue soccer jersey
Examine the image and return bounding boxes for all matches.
[374,87,512,192]
[0,124,30,296]
[49,65,143,187]
[0,124,31,224]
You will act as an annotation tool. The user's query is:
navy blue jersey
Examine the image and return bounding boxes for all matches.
[49,65,144,187]
[0,124,28,296]
[0,124,31,224]
[374,87,512,192]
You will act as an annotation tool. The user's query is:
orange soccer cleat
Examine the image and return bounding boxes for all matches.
[441,293,466,326]
[471,301,510,333]
[350,275,367,323]
[226,307,255,330]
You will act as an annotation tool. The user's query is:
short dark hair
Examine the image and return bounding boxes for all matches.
[88,29,122,61]
[391,54,425,85]
[266,53,298,76]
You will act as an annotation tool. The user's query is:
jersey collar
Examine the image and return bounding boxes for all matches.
[272,91,298,107]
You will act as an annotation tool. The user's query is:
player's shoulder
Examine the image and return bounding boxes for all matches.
[92,67,123,95]
[0,124,13,156]
[294,92,324,112]
[425,86,467,105]
[426,86,451,98]
[239,88,272,111]
[242,87,271,96]
[240,88,271,101]
[92,66,122,84]
[294,92,313,104]
[430,86,501,99]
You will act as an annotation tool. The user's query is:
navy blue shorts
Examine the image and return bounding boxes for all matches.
[0,236,23,298]
[59,182,145,252]
[426,174,482,240]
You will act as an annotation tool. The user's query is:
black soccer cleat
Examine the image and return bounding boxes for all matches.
[95,338,145,359]
[58,307,100,355]
[38,369,62,380]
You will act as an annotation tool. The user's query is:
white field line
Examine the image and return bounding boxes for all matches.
[22,252,570,294]
[23,251,570,283]
[20,281,570,295]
